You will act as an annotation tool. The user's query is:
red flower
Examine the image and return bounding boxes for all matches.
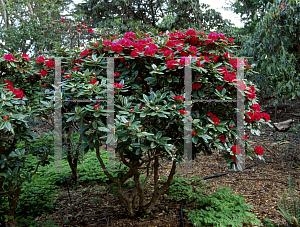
[111,43,123,53]
[231,145,241,155]
[250,104,261,112]
[217,135,226,143]
[80,49,89,57]
[36,56,46,63]
[140,104,146,109]
[131,49,140,58]
[196,59,204,67]
[189,36,199,45]
[253,111,261,121]
[192,83,201,90]
[209,53,219,62]
[261,113,270,122]
[166,41,176,47]
[230,155,237,163]
[61,18,65,21]
[88,28,94,33]
[227,38,234,43]
[236,81,246,91]
[3,80,13,86]
[243,135,248,140]
[13,89,24,99]
[103,40,112,46]
[254,146,264,156]
[38,69,48,77]
[185,29,197,36]
[211,117,220,126]
[191,129,196,135]
[179,57,191,66]
[43,84,46,86]
[21,53,30,62]
[216,86,224,91]
[124,31,136,40]
[45,60,55,68]
[246,91,256,100]
[229,125,233,129]
[144,47,155,56]
[218,67,228,75]
[114,72,120,77]
[77,27,81,31]
[72,67,82,71]
[174,96,184,102]
[89,78,98,85]
[126,65,130,69]
[166,59,178,69]
[3,54,15,62]
[65,75,71,79]
[114,83,124,88]
[120,38,134,47]
[188,46,197,55]
[164,49,174,58]
[82,23,87,27]
[94,105,100,109]
[4,86,14,92]
[3,116,8,120]
[93,42,98,47]
[223,52,232,60]
[223,72,236,82]
[206,112,213,117]
[245,111,254,122]
[178,110,188,115]
[133,43,144,52]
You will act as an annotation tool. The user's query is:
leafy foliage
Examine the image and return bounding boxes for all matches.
[71,0,236,36]
[166,175,262,227]
[235,0,300,105]
[277,173,300,227]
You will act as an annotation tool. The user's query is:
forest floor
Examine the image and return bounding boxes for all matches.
[33,98,300,227]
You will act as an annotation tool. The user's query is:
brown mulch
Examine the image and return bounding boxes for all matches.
[30,98,300,227]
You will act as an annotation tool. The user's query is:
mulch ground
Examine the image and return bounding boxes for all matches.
[31,98,300,227]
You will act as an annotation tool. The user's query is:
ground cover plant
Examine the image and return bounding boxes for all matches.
[0,27,273,225]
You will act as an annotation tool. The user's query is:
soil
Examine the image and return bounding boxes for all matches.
[30,98,300,227]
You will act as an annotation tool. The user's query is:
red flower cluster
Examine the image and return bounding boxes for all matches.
[37,69,48,77]
[3,54,15,62]
[174,96,184,102]
[21,53,30,62]
[178,110,188,115]
[192,83,201,90]
[94,105,100,109]
[254,146,264,155]
[45,60,55,68]
[89,77,98,85]
[3,81,24,99]
[217,135,226,143]
[207,112,220,125]
[36,56,46,63]
[231,145,241,155]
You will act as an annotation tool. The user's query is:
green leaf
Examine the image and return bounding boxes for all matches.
[143,94,149,102]
[93,112,100,118]
[150,142,156,149]
[92,121,97,129]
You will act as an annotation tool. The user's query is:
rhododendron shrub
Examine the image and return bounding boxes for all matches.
[56,29,271,217]
[0,53,55,226]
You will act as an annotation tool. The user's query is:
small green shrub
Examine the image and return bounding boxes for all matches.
[0,173,59,223]
[167,176,262,227]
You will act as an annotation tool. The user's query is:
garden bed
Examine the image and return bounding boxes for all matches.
[26,99,300,227]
